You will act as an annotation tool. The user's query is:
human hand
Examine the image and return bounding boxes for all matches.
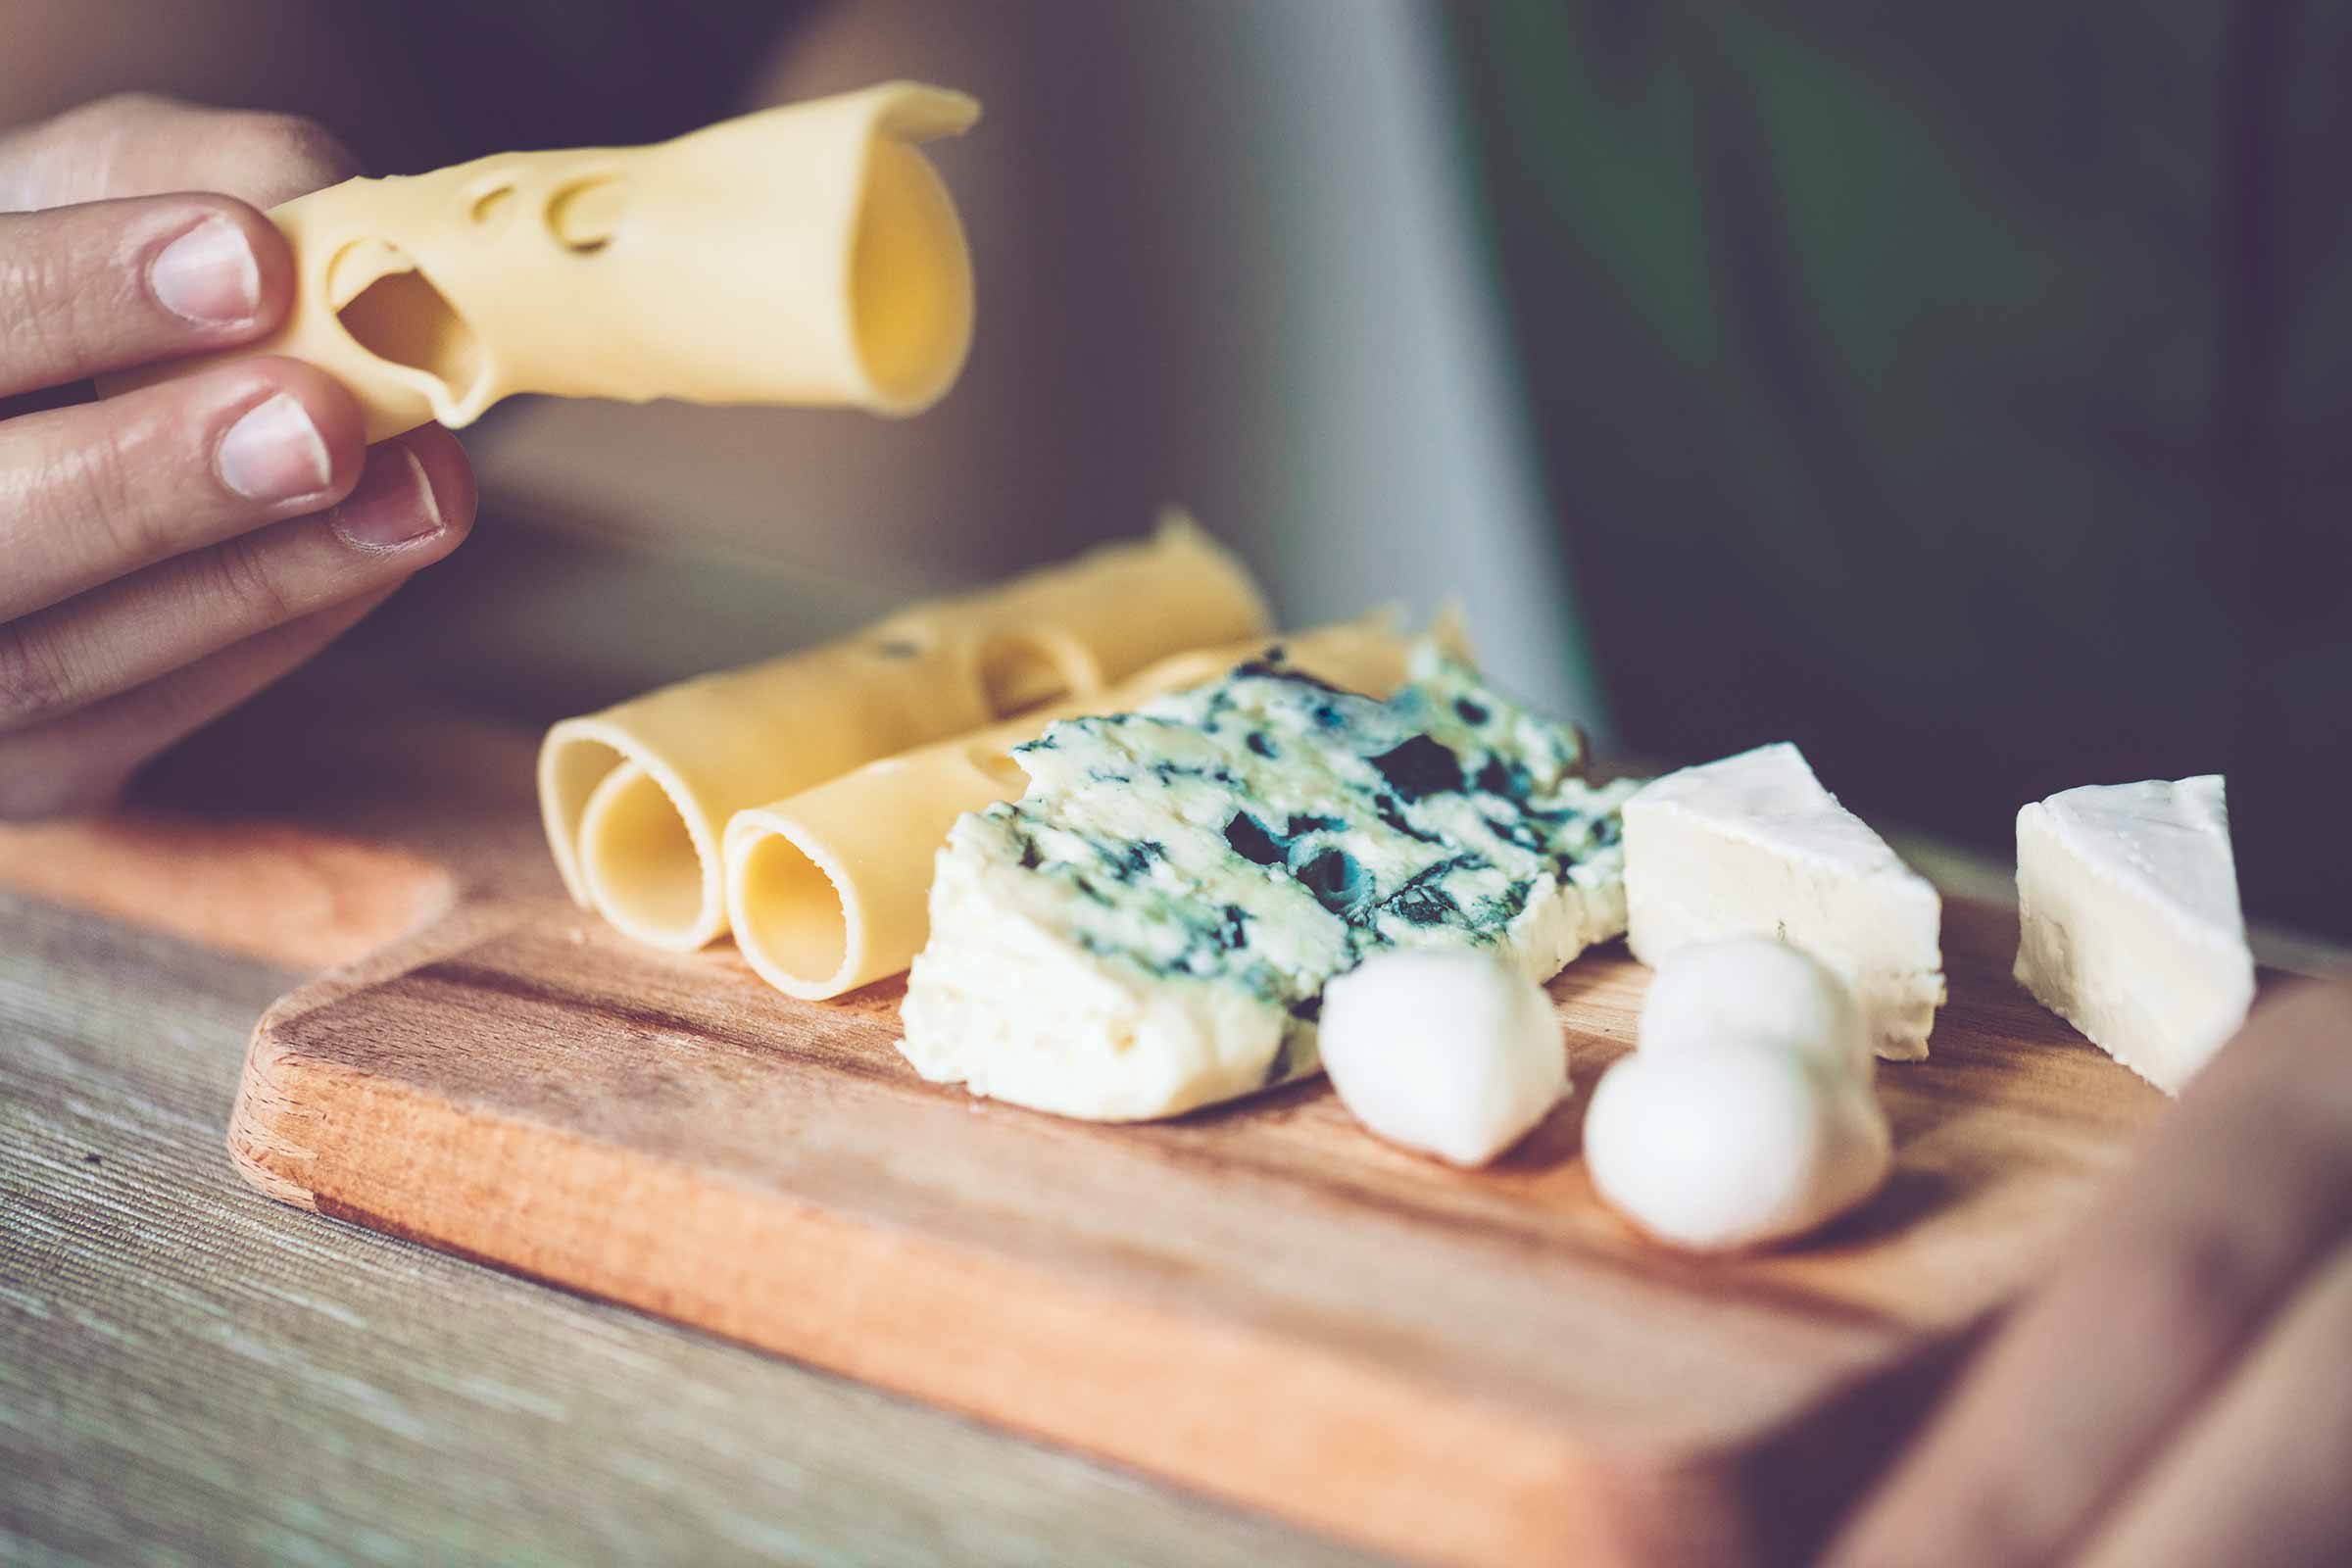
[1822,978,2352,1566]
[0,94,475,818]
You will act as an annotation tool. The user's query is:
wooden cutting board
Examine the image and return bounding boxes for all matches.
[1,712,2176,1567]
[232,874,2168,1565]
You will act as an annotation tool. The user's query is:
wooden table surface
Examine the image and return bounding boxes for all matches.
[0,885,1388,1567]
[5,684,2341,1568]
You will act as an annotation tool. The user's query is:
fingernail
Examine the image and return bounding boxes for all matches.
[330,448,443,550]
[151,217,262,324]
[217,393,332,503]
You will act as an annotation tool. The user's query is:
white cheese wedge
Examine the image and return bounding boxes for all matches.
[1623,743,1945,1060]
[2014,775,2255,1094]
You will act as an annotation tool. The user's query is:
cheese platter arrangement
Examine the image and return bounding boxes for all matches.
[17,77,2305,1567]
[195,513,2274,1566]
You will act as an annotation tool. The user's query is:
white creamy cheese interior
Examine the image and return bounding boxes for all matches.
[2014,775,2254,1094]
[1622,743,1945,1060]
[900,650,1635,1121]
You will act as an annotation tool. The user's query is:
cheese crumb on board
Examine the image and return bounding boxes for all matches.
[1623,743,1945,1060]
[2014,775,2255,1095]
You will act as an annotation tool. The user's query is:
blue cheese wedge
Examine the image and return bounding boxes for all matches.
[899,650,1635,1121]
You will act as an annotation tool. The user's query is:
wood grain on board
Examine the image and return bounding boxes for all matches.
[228,875,2169,1566]
[0,812,453,970]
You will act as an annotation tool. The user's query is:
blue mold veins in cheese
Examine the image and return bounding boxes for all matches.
[898,647,1637,1121]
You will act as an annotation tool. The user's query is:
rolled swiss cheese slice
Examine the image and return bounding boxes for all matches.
[103,82,980,439]
[724,612,1449,1001]
[541,516,1270,952]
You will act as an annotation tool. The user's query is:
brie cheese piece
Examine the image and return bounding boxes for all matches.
[900,651,1635,1121]
[1623,743,1945,1060]
[2014,775,2255,1094]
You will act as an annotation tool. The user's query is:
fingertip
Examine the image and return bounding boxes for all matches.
[325,427,474,560]
[236,356,369,501]
[141,196,293,340]
[211,195,300,334]
[395,423,478,542]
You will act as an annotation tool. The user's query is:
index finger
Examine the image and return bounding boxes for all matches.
[1824,980,2352,1567]
[0,194,293,396]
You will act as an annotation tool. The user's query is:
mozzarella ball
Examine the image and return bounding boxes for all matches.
[1319,950,1567,1166]
[1584,1044,1891,1250]
[1639,937,1871,1081]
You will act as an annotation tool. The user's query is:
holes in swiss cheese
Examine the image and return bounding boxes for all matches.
[329,242,485,405]
[976,634,1078,718]
[468,184,516,227]
[546,175,626,254]
[964,744,1030,792]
